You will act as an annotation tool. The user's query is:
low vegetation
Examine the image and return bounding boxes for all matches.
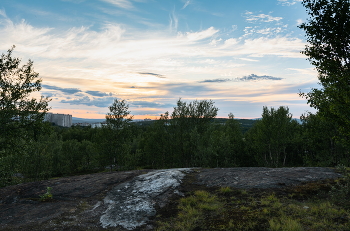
[155,167,350,230]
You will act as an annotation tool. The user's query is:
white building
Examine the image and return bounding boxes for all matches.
[44,113,72,127]
[91,122,107,128]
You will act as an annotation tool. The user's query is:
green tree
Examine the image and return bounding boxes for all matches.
[0,46,51,186]
[142,112,173,168]
[0,46,50,152]
[246,106,300,167]
[301,112,348,166]
[104,98,134,170]
[106,99,133,129]
[170,99,219,167]
[224,113,245,166]
[171,98,218,134]
[299,0,350,145]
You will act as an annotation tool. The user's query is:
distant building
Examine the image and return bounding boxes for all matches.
[144,118,152,121]
[44,113,72,127]
[73,122,91,127]
[91,122,107,128]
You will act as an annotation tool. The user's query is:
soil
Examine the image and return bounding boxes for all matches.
[0,167,343,230]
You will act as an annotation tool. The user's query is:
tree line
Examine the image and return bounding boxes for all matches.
[1,0,350,187]
[1,96,349,187]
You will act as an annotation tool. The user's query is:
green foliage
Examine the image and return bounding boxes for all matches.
[219,186,232,194]
[39,187,53,201]
[156,190,223,231]
[171,98,218,133]
[269,217,303,231]
[301,112,349,166]
[299,0,350,146]
[246,106,301,167]
[156,182,350,230]
[106,98,133,129]
[0,46,51,153]
[329,164,350,208]
[104,98,134,170]
[0,46,51,186]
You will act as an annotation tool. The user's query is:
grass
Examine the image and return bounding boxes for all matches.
[155,173,350,231]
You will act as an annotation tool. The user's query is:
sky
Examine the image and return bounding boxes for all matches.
[0,0,319,119]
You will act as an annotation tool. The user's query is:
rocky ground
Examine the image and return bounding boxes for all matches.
[0,167,343,230]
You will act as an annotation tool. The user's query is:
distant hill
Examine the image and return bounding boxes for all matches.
[72,118,144,124]
[72,117,106,124]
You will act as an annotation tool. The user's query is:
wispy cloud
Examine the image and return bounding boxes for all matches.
[277,0,302,6]
[239,58,259,62]
[61,96,115,107]
[100,0,134,9]
[245,11,282,23]
[0,7,309,118]
[131,100,173,108]
[0,9,7,18]
[235,74,283,81]
[182,0,191,10]
[138,72,165,78]
[296,19,303,26]
[169,9,178,32]
[199,74,283,83]
[43,84,82,94]
[183,27,219,41]
[85,91,112,97]
[199,78,231,83]
[61,0,86,3]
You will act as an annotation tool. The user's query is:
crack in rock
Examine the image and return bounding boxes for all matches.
[100,168,192,230]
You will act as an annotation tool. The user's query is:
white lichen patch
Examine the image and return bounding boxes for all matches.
[100,168,192,230]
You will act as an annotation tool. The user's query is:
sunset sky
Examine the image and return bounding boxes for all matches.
[0,0,318,119]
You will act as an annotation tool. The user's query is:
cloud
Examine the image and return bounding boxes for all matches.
[223,38,238,47]
[184,27,219,41]
[278,0,302,6]
[61,0,86,3]
[209,38,222,46]
[41,92,56,98]
[160,82,217,97]
[42,84,82,94]
[239,58,259,62]
[235,74,283,81]
[85,91,112,97]
[199,78,231,83]
[61,96,115,107]
[131,101,173,108]
[138,72,166,78]
[238,37,304,58]
[169,10,178,32]
[256,27,283,35]
[199,74,283,83]
[0,9,7,18]
[245,12,282,23]
[100,0,134,9]
[182,0,191,9]
[296,19,303,26]
[0,12,307,119]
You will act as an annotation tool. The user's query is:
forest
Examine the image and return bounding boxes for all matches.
[1,0,350,188]
[0,96,349,188]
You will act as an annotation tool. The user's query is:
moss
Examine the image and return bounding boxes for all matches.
[155,177,350,230]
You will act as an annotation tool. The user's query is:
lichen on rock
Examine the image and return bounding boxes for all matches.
[100,168,192,230]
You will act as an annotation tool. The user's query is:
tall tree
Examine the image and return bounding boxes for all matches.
[299,0,350,145]
[246,106,300,167]
[0,46,50,152]
[106,99,133,129]
[170,98,218,167]
[104,98,134,170]
[301,112,348,166]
